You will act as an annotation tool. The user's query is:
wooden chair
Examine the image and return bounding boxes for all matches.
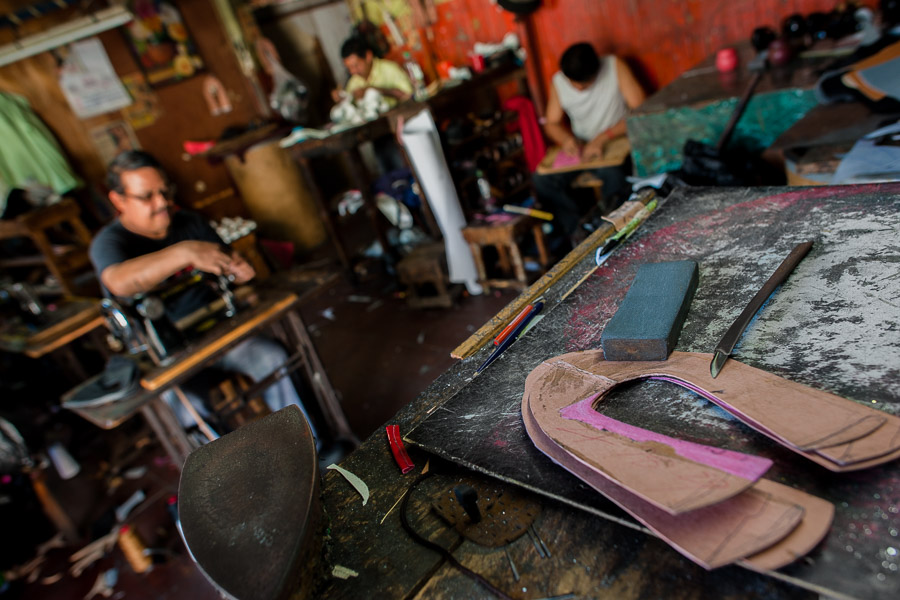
[461,215,549,292]
[396,242,456,308]
[0,199,97,296]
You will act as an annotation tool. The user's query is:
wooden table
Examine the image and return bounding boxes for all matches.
[0,298,105,380]
[765,102,900,185]
[627,42,832,177]
[284,63,531,277]
[319,183,900,600]
[0,198,96,296]
[65,289,355,467]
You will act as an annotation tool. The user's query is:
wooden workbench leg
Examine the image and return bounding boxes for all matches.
[284,310,358,445]
[295,157,353,276]
[30,230,74,296]
[140,397,193,467]
[509,241,527,286]
[30,468,79,541]
[496,243,512,276]
[469,243,489,292]
[532,224,550,268]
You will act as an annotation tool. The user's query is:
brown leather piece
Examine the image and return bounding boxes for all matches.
[522,394,807,569]
[539,351,900,471]
[520,350,854,570]
[527,359,766,515]
[739,479,835,572]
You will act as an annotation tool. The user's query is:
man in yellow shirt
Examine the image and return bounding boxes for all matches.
[337,37,413,107]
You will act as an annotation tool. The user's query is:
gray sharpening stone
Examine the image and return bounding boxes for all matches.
[600,260,699,361]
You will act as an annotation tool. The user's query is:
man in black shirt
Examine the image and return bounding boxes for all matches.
[90,151,319,443]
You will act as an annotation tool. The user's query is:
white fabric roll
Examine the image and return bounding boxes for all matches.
[400,110,482,294]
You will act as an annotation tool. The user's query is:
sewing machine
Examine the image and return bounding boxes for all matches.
[99,270,246,366]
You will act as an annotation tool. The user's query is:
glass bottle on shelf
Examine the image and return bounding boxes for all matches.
[403,52,427,101]
[475,169,498,213]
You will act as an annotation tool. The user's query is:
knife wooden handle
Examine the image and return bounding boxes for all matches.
[714,241,813,355]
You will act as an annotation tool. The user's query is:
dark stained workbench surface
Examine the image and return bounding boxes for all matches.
[317,184,900,599]
[634,42,828,115]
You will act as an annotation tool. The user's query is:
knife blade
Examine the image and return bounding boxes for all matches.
[710,241,813,378]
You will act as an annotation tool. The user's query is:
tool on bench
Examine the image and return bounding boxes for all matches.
[453,484,482,523]
[179,406,323,600]
[710,240,813,378]
[559,195,659,302]
[601,260,699,361]
[386,424,415,474]
[492,303,534,346]
[475,299,544,374]
[680,68,778,186]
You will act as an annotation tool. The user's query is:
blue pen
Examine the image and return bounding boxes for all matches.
[475,300,545,374]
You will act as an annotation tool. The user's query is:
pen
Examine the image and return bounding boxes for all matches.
[502,204,554,221]
[493,303,534,346]
[476,300,544,374]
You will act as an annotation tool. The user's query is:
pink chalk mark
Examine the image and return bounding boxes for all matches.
[559,392,772,481]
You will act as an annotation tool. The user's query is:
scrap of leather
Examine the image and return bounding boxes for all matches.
[738,479,835,572]
[601,200,643,231]
[529,351,900,472]
[523,396,813,569]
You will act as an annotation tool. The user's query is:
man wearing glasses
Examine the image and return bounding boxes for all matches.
[89,150,320,444]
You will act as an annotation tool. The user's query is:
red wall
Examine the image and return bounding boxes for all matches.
[427,0,877,93]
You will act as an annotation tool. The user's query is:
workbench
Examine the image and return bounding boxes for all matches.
[765,101,900,185]
[0,298,105,381]
[319,183,900,599]
[627,43,830,177]
[283,63,530,276]
[65,288,354,466]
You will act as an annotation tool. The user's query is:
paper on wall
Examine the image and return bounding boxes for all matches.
[59,38,132,119]
[400,109,482,295]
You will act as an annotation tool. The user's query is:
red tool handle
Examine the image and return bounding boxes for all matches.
[494,304,533,346]
[386,425,414,474]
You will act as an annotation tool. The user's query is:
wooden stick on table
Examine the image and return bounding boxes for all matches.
[450,191,656,360]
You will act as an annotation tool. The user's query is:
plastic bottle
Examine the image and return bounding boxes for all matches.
[403,52,427,101]
[475,170,498,212]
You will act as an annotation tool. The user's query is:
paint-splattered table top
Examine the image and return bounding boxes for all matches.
[407,184,900,599]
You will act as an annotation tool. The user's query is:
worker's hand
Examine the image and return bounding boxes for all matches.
[331,88,345,103]
[561,136,582,159]
[177,241,235,276]
[352,86,369,101]
[225,252,255,284]
[582,137,606,162]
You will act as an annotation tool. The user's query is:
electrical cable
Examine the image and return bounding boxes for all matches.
[399,472,513,600]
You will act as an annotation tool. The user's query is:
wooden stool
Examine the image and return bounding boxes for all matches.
[461,215,549,292]
[0,199,96,296]
[572,171,605,208]
[208,373,272,432]
[396,242,454,308]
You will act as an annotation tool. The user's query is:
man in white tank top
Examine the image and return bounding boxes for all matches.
[534,43,646,245]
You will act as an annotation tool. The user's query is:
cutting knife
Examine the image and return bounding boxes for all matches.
[709,240,813,378]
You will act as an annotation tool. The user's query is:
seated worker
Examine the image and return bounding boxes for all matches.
[533,42,647,243]
[334,36,413,106]
[332,37,414,174]
[89,150,320,444]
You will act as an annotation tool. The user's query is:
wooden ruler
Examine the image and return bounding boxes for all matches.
[451,190,656,360]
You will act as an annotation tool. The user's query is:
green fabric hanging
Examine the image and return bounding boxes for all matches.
[0,92,81,199]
